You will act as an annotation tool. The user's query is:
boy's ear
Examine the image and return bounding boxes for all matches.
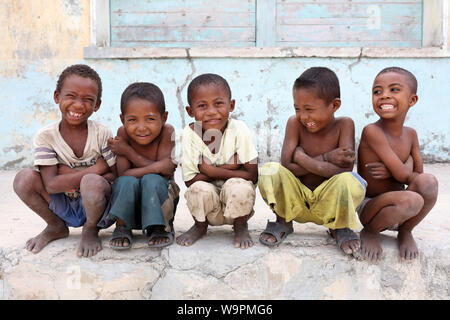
[185,105,194,118]
[162,111,168,124]
[331,98,341,111]
[409,94,418,107]
[120,114,125,124]
[54,90,60,104]
[94,99,101,112]
[229,99,235,112]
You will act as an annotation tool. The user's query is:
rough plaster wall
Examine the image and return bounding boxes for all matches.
[0,0,89,168]
[0,1,449,169]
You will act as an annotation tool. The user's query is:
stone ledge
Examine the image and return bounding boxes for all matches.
[1,164,449,300]
[84,46,450,59]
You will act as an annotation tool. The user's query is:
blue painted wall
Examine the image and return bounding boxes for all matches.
[2,56,449,169]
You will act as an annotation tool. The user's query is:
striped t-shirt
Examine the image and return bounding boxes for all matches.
[33,120,116,197]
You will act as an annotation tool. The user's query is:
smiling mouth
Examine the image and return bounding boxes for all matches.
[305,122,316,128]
[379,104,395,110]
[205,119,221,124]
[68,111,83,119]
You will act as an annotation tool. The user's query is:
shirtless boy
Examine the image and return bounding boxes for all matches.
[357,67,438,261]
[13,64,116,257]
[107,82,179,249]
[258,67,367,256]
[177,73,258,249]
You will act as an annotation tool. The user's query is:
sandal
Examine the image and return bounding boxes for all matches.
[109,225,133,250]
[259,220,294,246]
[329,228,361,257]
[148,228,175,248]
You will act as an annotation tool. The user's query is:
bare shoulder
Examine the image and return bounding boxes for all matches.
[404,126,418,138]
[335,116,355,130]
[361,122,382,137]
[286,115,300,128]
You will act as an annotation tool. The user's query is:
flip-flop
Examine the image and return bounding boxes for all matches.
[259,220,294,246]
[329,228,361,257]
[148,229,175,248]
[109,225,133,250]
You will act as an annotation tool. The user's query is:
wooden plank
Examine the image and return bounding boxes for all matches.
[111,0,255,13]
[111,12,255,27]
[110,41,256,47]
[275,0,422,47]
[276,40,421,47]
[256,0,277,46]
[111,26,255,42]
[277,24,421,42]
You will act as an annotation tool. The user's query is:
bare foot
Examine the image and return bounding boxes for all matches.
[398,229,419,260]
[25,223,69,253]
[329,229,360,255]
[360,228,382,262]
[260,220,293,244]
[77,226,102,257]
[109,236,130,248]
[233,217,253,249]
[148,225,172,247]
[176,221,208,246]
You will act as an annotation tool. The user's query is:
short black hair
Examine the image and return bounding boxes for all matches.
[120,82,166,115]
[187,73,231,105]
[293,67,340,103]
[56,64,102,101]
[376,67,418,94]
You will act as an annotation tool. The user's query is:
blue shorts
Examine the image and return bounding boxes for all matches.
[49,193,115,228]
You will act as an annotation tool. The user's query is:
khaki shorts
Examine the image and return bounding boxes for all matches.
[185,178,256,226]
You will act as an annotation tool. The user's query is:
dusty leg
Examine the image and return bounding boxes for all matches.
[13,169,69,253]
[359,191,423,262]
[176,220,208,246]
[398,173,438,260]
[78,174,111,257]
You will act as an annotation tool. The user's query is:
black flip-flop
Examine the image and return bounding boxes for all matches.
[148,229,175,248]
[259,220,294,246]
[329,228,361,257]
[109,225,133,250]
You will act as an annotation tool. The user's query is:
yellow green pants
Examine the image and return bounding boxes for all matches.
[258,162,366,230]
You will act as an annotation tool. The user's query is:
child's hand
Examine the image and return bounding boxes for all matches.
[324,148,355,167]
[293,146,306,163]
[93,157,110,175]
[158,157,177,177]
[366,162,391,179]
[198,156,214,176]
[219,153,241,170]
[107,136,130,156]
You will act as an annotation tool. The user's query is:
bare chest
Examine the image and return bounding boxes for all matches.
[299,127,340,156]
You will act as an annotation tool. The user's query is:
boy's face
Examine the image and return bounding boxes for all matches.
[293,87,340,133]
[120,98,167,146]
[186,83,235,132]
[54,75,101,126]
[372,72,418,120]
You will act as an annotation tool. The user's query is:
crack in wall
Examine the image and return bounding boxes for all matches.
[176,49,196,128]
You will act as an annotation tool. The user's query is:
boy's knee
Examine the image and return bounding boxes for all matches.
[115,175,139,187]
[187,181,215,198]
[13,168,39,195]
[80,174,109,201]
[413,173,438,200]
[141,174,167,191]
[397,191,424,219]
[223,178,254,199]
